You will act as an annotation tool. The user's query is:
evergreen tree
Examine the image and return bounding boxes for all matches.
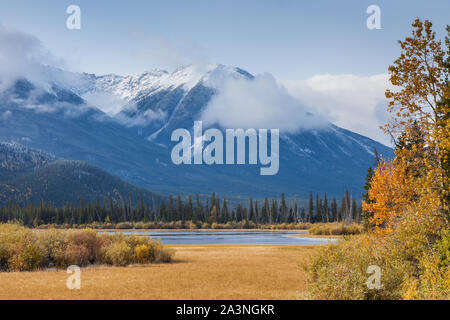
[362,166,374,229]
[308,192,313,222]
[249,198,254,222]
[167,195,174,222]
[263,197,269,224]
[323,193,329,222]
[176,194,183,221]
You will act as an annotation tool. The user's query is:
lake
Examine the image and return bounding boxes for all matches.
[101,230,337,245]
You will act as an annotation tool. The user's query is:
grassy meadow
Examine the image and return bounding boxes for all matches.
[0,245,316,300]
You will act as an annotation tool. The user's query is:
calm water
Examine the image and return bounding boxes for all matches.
[101,230,337,245]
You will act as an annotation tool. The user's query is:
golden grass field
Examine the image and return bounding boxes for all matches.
[0,245,317,300]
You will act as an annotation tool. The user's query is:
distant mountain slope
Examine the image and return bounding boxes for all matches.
[0,65,394,201]
[0,143,162,207]
[0,142,56,181]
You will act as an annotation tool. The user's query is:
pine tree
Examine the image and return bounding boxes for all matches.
[308,192,313,222]
[249,198,254,222]
[168,195,174,222]
[263,197,269,224]
[221,199,229,223]
[280,193,287,223]
[331,198,338,222]
[270,199,277,224]
[186,196,193,221]
[176,194,184,221]
[362,166,374,229]
[315,194,321,222]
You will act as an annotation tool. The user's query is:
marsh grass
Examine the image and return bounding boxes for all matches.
[0,245,314,299]
[307,222,363,235]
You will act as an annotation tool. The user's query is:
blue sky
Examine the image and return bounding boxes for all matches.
[0,0,448,79]
[0,0,448,145]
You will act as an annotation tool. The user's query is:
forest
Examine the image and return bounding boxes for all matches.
[0,190,363,227]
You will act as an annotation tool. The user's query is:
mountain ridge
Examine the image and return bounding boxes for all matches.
[0,142,163,207]
[0,64,393,201]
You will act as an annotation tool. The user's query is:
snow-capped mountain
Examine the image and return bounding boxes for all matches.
[77,64,254,141]
[83,64,251,102]
[0,64,393,201]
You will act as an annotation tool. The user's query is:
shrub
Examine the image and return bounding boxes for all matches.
[146,240,159,262]
[8,240,44,271]
[188,221,199,229]
[102,223,115,229]
[134,222,146,230]
[308,222,363,235]
[116,222,133,229]
[66,229,102,263]
[63,243,91,267]
[0,223,174,271]
[158,246,175,263]
[436,228,450,269]
[103,241,134,266]
[134,244,149,263]
[305,222,450,300]
[304,234,405,299]
[401,228,450,299]
[0,244,9,271]
[39,229,66,266]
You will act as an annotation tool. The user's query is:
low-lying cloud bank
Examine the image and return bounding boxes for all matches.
[201,73,328,133]
[284,74,392,146]
[0,23,64,92]
[0,23,393,145]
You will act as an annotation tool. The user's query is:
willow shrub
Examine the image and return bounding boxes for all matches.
[305,234,408,300]
[308,222,363,236]
[0,223,174,271]
[305,226,450,300]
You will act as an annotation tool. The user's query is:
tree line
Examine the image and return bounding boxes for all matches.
[0,190,362,227]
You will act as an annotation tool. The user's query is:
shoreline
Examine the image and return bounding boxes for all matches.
[96,228,309,232]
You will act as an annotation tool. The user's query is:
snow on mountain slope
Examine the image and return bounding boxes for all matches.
[79,64,248,105]
[0,64,394,200]
[75,64,255,141]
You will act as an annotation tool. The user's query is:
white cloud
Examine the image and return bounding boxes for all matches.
[82,91,129,115]
[201,73,327,133]
[0,23,64,92]
[284,74,392,146]
[113,109,167,127]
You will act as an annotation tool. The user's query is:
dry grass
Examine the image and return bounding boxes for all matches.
[308,222,363,235]
[0,245,316,300]
[291,233,343,239]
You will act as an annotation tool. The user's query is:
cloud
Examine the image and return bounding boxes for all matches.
[113,109,167,127]
[0,23,64,92]
[82,91,130,115]
[284,74,392,146]
[201,73,327,133]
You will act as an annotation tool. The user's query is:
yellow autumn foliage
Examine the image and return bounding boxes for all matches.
[307,19,450,300]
